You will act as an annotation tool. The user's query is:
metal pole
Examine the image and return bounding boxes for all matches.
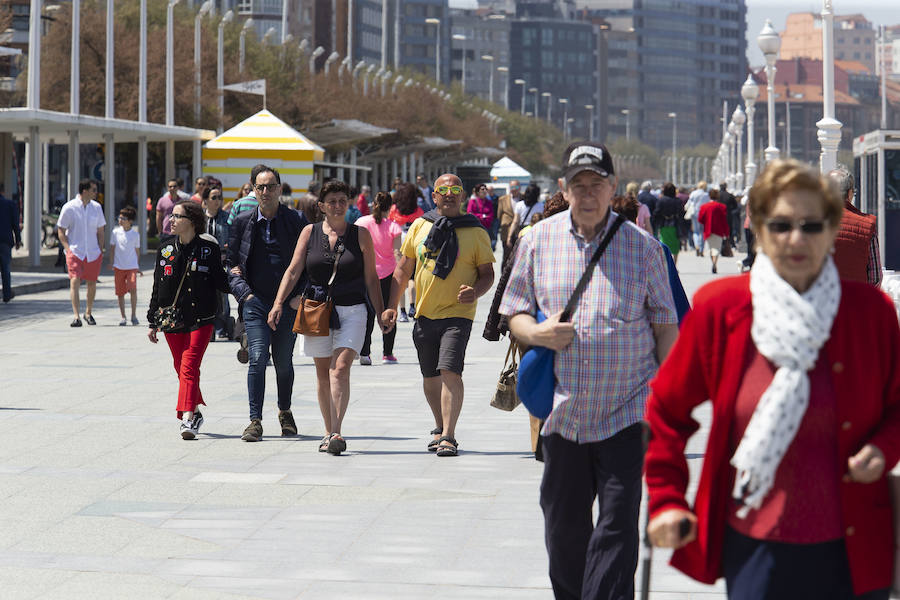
[104,133,115,232]
[217,16,226,134]
[881,25,888,129]
[347,0,353,63]
[461,43,466,94]
[380,0,388,69]
[281,0,288,43]
[26,0,40,110]
[106,0,114,118]
[138,137,147,253]
[71,0,80,115]
[139,0,146,122]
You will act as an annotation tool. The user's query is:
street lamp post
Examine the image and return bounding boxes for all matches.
[529,87,538,119]
[758,19,781,163]
[515,79,526,114]
[167,0,180,127]
[585,104,595,139]
[240,18,254,74]
[217,9,233,134]
[193,1,212,188]
[668,112,677,184]
[309,46,324,75]
[621,109,630,141]
[559,97,568,133]
[452,34,466,93]
[497,66,509,110]
[324,51,340,75]
[481,55,494,104]
[741,74,759,190]
[817,0,842,173]
[566,118,574,142]
[542,92,552,123]
[425,18,441,83]
[732,105,746,191]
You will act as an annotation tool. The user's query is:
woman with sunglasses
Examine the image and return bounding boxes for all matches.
[644,160,900,599]
[268,180,386,455]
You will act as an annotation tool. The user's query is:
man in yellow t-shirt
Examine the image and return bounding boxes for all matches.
[383,174,495,457]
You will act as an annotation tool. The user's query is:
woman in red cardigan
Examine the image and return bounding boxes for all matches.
[645,159,900,599]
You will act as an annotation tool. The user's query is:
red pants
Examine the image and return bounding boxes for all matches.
[165,324,213,418]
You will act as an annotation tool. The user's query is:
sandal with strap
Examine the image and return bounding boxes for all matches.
[318,435,331,452]
[435,435,458,457]
[427,426,443,452]
[327,432,347,455]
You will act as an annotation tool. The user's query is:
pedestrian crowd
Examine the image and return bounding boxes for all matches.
[29,138,898,600]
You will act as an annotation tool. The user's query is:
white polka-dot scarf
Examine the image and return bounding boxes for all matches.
[731,251,841,517]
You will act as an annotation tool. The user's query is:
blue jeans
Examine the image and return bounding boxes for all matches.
[691,217,705,253]
[243,295,297,420]
[0,243,11,301]
[214,291,231,336]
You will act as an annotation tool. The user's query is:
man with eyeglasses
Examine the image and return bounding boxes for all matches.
[383,174,495,458]
[228,164,309,442]
[499,142,677,600]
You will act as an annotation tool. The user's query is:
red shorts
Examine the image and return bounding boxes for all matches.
[66,251,102,281]
[114,268,139,295]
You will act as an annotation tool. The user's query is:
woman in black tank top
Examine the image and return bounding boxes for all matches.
[267,180,389,455]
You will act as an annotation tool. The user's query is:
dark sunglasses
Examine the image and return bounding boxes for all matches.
[764,219,826,235]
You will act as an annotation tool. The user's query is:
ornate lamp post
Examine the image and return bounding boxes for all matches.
[741,74,759,190]
[757,19,781,163]
[732,105,746,191]
[817,0,842,173]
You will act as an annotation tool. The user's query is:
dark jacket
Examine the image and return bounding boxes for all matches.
[0,194,21,247]
[205,209,230,252]
[227,203,308,305]
[147,234,229,332]
[653,194,682,229]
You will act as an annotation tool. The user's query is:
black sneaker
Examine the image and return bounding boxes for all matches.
[84,314,96,325]
[180,420,194,440]
[189,411,204,437]
[241,419,263,442]
[408,303,416,318]
[278,410,297,436]
[70,318,82,327]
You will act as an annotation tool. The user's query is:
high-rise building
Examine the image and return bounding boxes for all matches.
[449,11,511,103]
[575,0,747,150]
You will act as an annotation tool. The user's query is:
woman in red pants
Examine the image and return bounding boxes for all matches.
[148,201,228,440]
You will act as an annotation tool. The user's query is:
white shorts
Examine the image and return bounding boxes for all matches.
[302,303,368,358]
[707,234,723,257]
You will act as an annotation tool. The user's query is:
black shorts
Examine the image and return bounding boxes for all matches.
[412,316,473,377]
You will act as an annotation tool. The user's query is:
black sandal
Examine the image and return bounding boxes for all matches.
[427,426,443,452]
[435,436,458,457]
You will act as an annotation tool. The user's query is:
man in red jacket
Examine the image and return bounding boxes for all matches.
[697,193,729,274]
[829,166,881,285]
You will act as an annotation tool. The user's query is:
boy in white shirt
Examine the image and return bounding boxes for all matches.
[108,206,142,325]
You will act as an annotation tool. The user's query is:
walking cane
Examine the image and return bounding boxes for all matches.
[639,498,690,600]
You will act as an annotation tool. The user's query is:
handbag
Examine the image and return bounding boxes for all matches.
[721,236,733,257]
[154,256,190,333]
[292,239,344,336]
[517,215,625,420]
[683,202,696,221]
[490,340,520,411]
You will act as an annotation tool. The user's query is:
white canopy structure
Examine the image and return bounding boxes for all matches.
[490,156,531,183]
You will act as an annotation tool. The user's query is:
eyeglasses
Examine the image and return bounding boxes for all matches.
[435,185,463,195]
[764,219,826,235]
[208,195,222,201]
[170,214,188,221]
[254,183,280,193]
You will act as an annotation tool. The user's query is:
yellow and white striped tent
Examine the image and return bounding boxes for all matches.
[202,110,325,199]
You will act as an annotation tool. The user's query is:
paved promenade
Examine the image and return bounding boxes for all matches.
[0,245,738,599]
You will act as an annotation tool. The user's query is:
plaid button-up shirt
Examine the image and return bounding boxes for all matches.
[499,209,677,443]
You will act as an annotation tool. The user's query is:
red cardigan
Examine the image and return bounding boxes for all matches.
[645,275,900,595]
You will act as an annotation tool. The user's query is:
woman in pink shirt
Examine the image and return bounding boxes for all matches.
[466,183,494,230]
[355,192,403,364]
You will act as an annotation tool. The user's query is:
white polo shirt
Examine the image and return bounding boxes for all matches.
[57,196,106,261]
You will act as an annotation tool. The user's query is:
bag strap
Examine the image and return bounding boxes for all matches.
[325,239,345,298]
[502,339,518,370]
[560,214,625,322]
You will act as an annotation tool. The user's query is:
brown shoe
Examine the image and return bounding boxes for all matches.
[278,410,297,436]
[241,419,263,442]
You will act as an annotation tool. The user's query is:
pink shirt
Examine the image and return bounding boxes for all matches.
[355,214,402,279]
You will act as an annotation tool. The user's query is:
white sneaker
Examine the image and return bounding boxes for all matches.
[119,319,127,326]
[359,355,372,366]
[180,420,195,440]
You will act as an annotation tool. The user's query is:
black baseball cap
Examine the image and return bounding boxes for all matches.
[562,142,615,182]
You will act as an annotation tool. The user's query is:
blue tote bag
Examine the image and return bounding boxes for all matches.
[516,216,625,420]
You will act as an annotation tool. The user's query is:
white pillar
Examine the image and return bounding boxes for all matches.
[25,126,41,266]
[138,137,148,253]
[817,0,842,174]
[104,133,115,233]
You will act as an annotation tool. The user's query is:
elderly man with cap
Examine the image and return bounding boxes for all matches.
[500,142,678,600]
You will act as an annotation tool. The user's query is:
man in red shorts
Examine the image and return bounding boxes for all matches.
[57,179,106,327]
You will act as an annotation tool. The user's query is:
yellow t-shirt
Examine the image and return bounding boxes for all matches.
[401,218,495,321]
